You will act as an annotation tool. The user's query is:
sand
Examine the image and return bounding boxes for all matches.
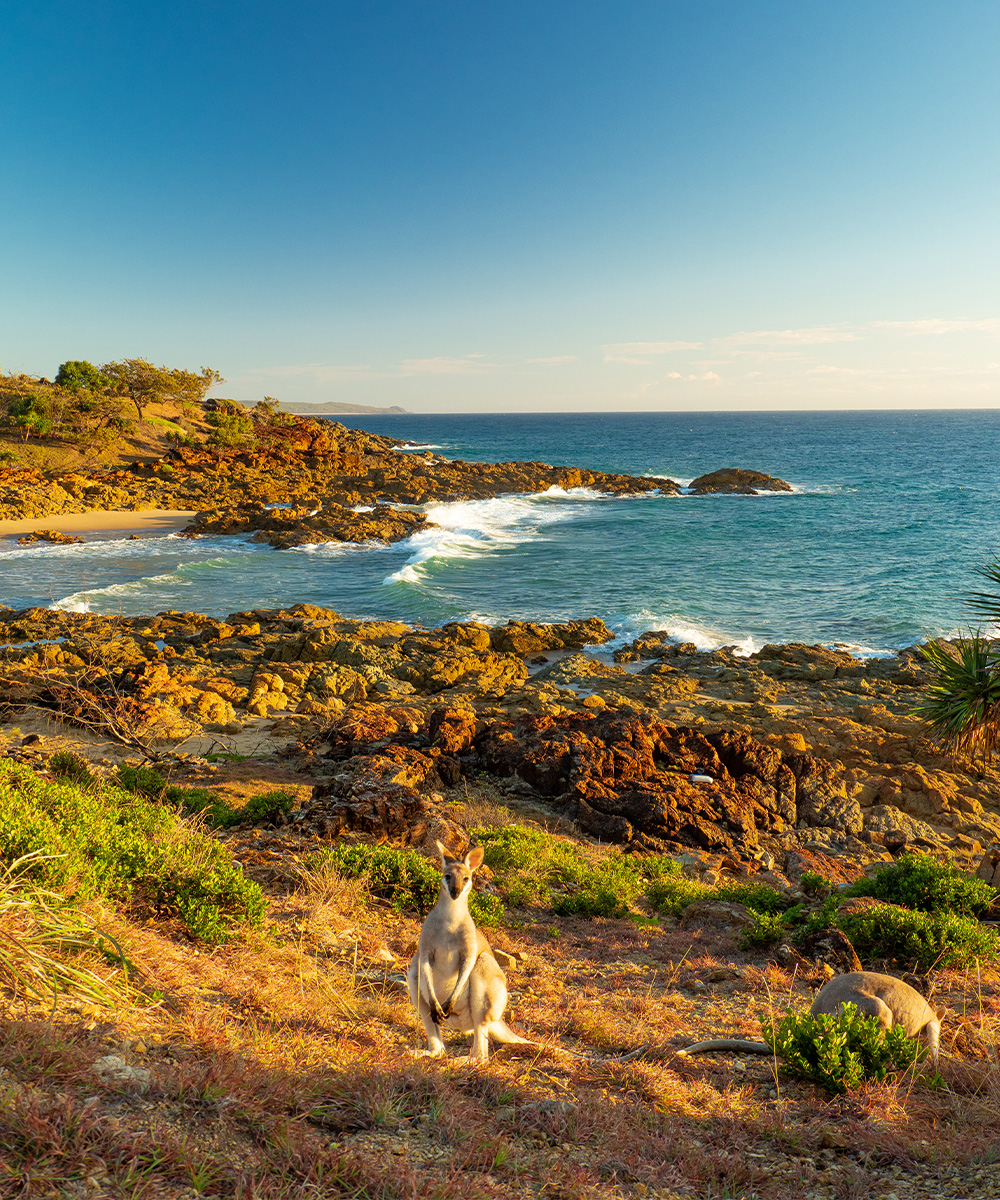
[0,509,196,540]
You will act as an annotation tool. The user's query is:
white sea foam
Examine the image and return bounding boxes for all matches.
[395,442,444,452]
[607,612,762,656]
[383,491,596,586]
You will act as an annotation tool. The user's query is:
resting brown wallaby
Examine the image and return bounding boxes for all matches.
[407,841,531,1062]
[679,970,944,1068]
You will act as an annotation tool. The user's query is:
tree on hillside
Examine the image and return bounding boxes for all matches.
[100,359,223,419]
[55,360,110,392]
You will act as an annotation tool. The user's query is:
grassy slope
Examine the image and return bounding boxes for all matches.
[1,757,998,1200]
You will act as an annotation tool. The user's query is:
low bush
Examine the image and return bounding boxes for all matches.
[644,865,708,918]
[317,844,503,925]
[0,759,264,942]
[472,824,588,908]
[115,766,292,829]
[552,858,645,918]
[838,901,997,971]
[761,1003,933,1094]
[49,751,95,789]
[712,880,794,915]
[845,852,996,918]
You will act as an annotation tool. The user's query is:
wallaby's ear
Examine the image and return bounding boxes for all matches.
[466,845,484,872]
[435,839,450,863]
[936,1007,947,1020]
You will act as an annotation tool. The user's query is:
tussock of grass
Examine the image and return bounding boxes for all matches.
[0,759,264,942]
[0,853,128,1010]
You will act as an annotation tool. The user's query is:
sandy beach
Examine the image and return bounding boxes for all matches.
[0,508,196,541]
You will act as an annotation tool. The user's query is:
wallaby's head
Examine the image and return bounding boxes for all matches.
[436,840,484,901]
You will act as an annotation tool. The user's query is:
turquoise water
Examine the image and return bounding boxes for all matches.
[4,410,1000,654]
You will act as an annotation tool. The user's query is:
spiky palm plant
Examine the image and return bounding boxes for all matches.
[914,559,1000,761]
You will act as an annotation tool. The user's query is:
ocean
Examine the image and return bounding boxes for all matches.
[5,410,1000,656]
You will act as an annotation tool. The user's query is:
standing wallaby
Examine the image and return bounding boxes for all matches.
[680,970,945,1068]
[408,841,531,1062]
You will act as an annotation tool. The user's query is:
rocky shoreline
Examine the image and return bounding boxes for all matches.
[3,601,997,896]
[0,411,793,550]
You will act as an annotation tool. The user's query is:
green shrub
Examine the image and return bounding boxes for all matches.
[240,790,294,825]
[318,844,502,925]
[845,852,996,918]
[116,766,292,829]
[552,858,646,918]
[0,760,264,942]
[116,764,169,800]
[472,824,588,907]
[713,880,794,915]
[838,902,998,970]
[741,910,789,949]
[761,1003,933,1094]
[801,870,835,895]
[644,867,708,918]
[49,751,95,789]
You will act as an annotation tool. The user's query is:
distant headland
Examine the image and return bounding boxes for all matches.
[276,400,408,415]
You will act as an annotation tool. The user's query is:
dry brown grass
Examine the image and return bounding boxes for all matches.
[1,820,999,1199]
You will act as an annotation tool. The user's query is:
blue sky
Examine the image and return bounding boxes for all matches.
[2,1,999,411]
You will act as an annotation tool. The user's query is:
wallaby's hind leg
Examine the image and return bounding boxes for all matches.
[467,954,509,1063]
[408,956,447,1058]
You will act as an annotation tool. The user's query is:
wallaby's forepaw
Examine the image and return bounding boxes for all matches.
[432,1003,448,1024]
[411,1047,446,1060]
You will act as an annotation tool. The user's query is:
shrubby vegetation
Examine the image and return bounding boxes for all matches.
[739,852,998,969]
[316,843,504,926]
[915,558,1000,760]
[0,357,223,450]
[761,1003,935,1093]
[844,851,996,918]
[113,763,294,829]
[0,759,264,942]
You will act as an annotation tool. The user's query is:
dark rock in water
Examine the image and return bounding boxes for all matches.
[688,468,793,495]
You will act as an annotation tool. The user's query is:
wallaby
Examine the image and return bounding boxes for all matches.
[408,841,532,1062]
[679,970,944,1069]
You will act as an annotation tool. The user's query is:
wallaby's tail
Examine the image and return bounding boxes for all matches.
[677,1039,773,1056]
[488,1020,535,1046]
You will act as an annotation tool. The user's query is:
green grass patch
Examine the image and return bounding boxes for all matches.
[115,765,292,829]
[0,759,264,942]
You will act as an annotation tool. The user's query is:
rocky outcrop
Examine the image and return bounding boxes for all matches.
[15,529,83,546]
[473,711,797,852]
[688,468,793,495]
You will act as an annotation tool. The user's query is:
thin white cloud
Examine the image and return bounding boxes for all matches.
[398,355,491,376]
[665,370,721,383]
[719,325,860,347]
[874,318,1000,336]
[602,340,702,364]
[526,355,578,364]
